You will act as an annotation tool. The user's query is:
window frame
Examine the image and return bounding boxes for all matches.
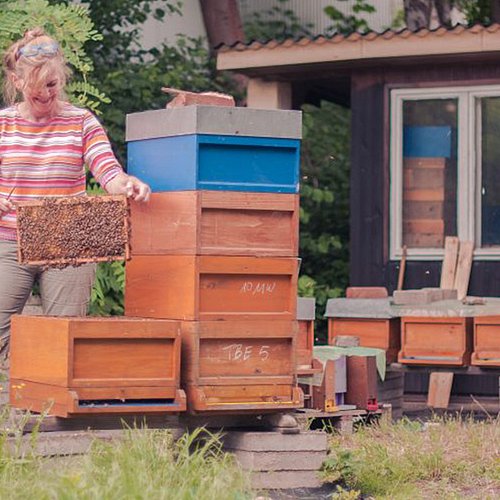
[390,84,500,261]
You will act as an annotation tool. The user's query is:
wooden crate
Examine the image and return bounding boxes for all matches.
[471,316,500,367]
[10,315,186,417]
[180,320,303,413]
[125,255,298,321]
[399,316,473,366]
[130,191,299,256]
[327,318,400,363]
[16,196,129,266]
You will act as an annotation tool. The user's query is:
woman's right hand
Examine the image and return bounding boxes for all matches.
[0,199,14,219]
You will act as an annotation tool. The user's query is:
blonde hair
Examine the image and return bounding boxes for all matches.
[2,27,70,105]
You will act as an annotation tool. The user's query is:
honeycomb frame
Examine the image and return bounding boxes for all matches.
[16,196,130,267]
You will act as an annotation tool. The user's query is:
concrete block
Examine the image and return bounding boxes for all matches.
[251,470,322,490]
[231,449,325,471]
[442,289,458,300]
[422,288,445,301]
[6,430,123,457]
[297,297,315,320]
[222,430,327,452]
[393,289,434,305]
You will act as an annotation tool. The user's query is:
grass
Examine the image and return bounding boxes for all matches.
[0,417,252,500]
[323,415,500,499]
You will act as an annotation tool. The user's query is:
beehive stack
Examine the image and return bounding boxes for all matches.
[125,105,304,413]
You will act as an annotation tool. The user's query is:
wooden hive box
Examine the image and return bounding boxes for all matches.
[126,106,301,194]
[10,315,186,417]
[180,320,302,413]
[296,297,316,375]
[130,191,299,256]
[16,196,129,266]
[398,316,473,366]
[125,255,298,321]
[327,318,400,364]
[325,298,400,363]
[471,316,500,367]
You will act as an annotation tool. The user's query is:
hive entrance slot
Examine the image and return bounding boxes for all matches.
[77,398,177,408]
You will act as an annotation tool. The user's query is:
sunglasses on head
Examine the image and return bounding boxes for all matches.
[17,42,59,59]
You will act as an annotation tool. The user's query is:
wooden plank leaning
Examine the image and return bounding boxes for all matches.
[454,241,474,300]
[440,236,459,290]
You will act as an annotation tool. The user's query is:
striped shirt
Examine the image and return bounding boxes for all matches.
[0,103,123,241]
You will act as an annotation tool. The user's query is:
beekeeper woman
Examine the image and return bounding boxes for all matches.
[0,28,151,370]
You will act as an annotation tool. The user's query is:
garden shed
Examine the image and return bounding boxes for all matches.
[217,24,500,297]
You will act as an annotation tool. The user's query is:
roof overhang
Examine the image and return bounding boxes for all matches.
[217,24,500,78]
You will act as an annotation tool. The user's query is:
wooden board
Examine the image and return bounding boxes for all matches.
[130,191,299,257]
[125,255,299,321]
[9,315,185,417]
[440,236,459,289]
[427,372,454,409]
[16,196,129,266]
[346,287,388,298]
[454,240,474,300]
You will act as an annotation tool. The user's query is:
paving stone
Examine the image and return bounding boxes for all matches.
[393,289,434,305]
[230,449,325,471]
[222,430,327,452]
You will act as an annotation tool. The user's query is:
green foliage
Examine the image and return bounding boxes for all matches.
[243,0,314,41]
[53,0,182,68]
[324,0,376,35]
[89,261,125,316]
[300,101,351,341]
[0,0,107,111]
[455,0,493,24]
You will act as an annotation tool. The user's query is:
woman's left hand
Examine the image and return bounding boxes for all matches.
[105,173,151,202]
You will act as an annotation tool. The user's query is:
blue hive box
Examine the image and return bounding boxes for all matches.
[126,106,302,193]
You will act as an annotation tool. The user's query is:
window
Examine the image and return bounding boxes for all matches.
[390,85,500,260]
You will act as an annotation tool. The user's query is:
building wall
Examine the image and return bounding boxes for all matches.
[349,59,500,298]
[139,0,207,50]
